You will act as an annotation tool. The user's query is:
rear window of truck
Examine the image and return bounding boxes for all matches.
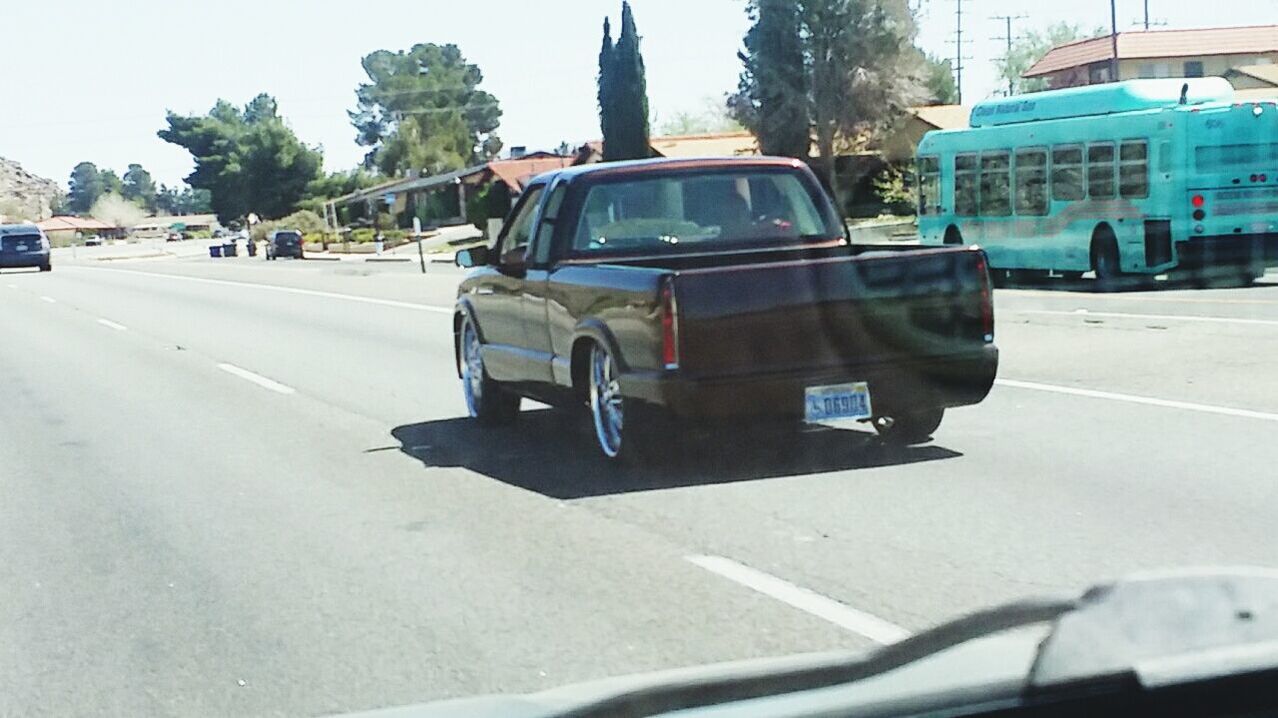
[570,169,840,256]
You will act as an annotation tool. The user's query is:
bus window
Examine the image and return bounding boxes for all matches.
[1014,148,1048,215]
[1051,146,1084,201]
[917,156,940,215]
[979,151,1011,216]
[955,154,979,216]
[1119,140,1149,199]
[1087,143,1116,199]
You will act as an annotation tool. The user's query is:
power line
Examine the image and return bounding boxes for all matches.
[990,14,1028,96]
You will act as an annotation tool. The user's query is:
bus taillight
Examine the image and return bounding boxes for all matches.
[1192,194,1205,208]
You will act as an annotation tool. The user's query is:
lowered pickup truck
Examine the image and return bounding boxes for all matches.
[454,157,997,462]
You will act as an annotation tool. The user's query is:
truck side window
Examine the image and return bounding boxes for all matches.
[498,186,545,266]
[532,184,566,266]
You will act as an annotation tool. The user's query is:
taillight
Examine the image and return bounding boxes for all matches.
[973,251,994,342]
[1191,194,1205,208]
[660,278,679,369]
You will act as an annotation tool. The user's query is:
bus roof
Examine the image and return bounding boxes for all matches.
[968,78,1235,128]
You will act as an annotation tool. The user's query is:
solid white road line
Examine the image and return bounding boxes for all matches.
[686,555,911,645]
[74,266,453,314]
[1015,309,1278,327]
[39,296,56,303]
[1007,289,1278,306]
[996,379,1278,423]
[96,318,128,331]
[216,363,296,395]
[5,284,16,289]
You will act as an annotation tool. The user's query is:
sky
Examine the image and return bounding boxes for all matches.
[3,0,1274,190]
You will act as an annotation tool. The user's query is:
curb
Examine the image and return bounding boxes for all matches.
[364,257,414,263]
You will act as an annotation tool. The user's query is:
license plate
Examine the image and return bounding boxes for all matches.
[15,245,26,252]
[804,382,873,423]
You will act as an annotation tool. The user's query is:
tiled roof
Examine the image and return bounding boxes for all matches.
[910,105,971,130]
[1025,25,1278,78]
[36,216,119,231]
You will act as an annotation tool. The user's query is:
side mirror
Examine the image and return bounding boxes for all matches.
[456,245,491,268]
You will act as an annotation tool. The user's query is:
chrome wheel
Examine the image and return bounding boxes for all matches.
[589,344,624,458]
[460,320,484,417]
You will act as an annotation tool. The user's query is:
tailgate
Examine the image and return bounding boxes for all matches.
[671,247,992,378]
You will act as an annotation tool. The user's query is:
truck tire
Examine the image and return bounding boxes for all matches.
[587,342,662,462]
[459,316,520,426]
[874,408,944,446]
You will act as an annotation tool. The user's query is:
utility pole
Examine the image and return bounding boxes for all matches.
[1110,0,1120,83]
[991,14,1027,96]
[1144,0,1150,30]
[947,0,973,104]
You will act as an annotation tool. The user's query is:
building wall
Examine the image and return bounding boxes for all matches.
[1043,52,1278,89]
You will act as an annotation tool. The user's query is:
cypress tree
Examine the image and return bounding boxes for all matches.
[599,2,651,161]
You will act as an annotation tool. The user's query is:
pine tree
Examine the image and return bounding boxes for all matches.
[729,0,809,159]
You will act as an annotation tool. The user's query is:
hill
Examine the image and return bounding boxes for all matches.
[0,157,61,222]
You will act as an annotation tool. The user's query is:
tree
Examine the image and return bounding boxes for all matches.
[922,55,958,105]
[67,161,104,214]
[731,0,926,197]
[156,185,214,215]
[657,97,745,136]
[159,94,323,224]
[90,193,147,228]
[350,44,502,176]
[299,168,382,213]
[100,169,123,196]
[997,22,1103,94]
[122,164,157,211]
[597,2,651,161]
[728,0,810,158]
[805,0,925,197]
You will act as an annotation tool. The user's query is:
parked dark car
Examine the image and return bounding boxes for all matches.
[0,223,51,272]
[266,229,304,260]
[454,157,998,462]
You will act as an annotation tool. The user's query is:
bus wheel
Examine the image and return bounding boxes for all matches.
[1091,231,1122,291]
[944,226,963,245]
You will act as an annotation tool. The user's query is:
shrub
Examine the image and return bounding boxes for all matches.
[252,209,328,241]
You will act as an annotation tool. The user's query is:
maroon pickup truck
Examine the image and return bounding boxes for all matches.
[454,157,997,462]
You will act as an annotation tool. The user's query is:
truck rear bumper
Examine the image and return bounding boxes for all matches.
[621,347,998,421]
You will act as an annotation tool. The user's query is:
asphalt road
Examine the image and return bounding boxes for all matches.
[3,251,1278,716]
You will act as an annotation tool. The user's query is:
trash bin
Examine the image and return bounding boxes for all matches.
[209,245,223,258]
[222,242,237,257]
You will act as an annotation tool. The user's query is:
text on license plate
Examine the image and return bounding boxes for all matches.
[804,382,873,423]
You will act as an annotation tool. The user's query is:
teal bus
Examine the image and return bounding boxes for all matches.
[916,78,1276,286]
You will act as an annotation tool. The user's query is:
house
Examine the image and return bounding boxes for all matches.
[36,216,125,243]
[1024,25,1278,89]
[326,155,574,228]
[132,214,221,237]
[876,104,971,162]
[1224,64,1278,101]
